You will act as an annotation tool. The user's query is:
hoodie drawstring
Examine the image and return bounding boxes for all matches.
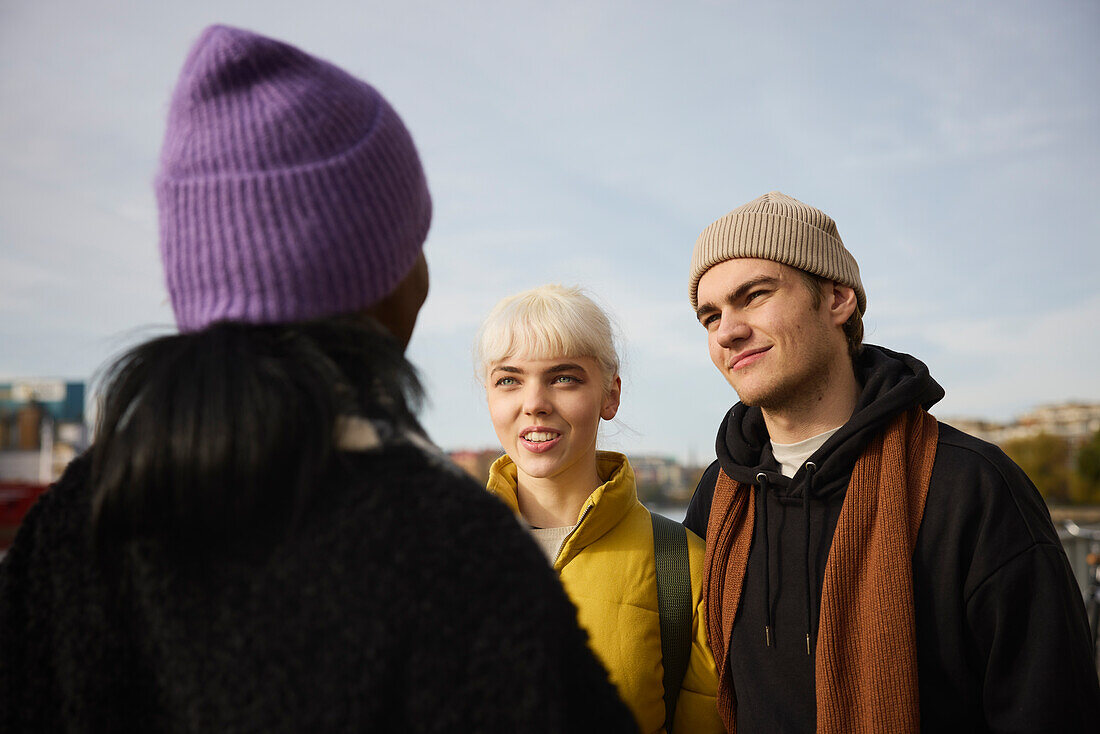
[755,472,772,647]
[757,465,817,655]
[803,462,817,656]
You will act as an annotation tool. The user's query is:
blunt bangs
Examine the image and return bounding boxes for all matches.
[476,285,620,390]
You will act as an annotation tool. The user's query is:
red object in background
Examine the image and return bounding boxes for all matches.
[0,483,50,550]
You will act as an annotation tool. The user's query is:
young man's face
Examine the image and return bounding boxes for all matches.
[695,258,848,411]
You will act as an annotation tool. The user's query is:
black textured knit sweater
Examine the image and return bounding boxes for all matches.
[0,428,636,733]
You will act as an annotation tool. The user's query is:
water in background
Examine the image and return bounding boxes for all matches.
[646,504,687,524]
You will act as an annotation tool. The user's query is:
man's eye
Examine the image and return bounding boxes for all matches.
[701,314,719,328]
[553,375,578,384]
[495,377,517,387]
[746,289,768,302]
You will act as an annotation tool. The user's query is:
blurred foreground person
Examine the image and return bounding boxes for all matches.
[686,191,1100,732]
[477,285,723,733]
[0,26,635,733]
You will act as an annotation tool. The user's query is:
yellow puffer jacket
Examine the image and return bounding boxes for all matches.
[487,451,723,734]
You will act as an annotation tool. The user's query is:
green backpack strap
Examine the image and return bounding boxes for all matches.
[651,511,692,733]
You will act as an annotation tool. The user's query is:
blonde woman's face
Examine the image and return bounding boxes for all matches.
[485,354,620,490]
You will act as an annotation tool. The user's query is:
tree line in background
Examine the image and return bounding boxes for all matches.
[1004,429,1100,505]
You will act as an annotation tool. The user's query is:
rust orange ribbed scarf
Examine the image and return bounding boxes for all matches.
[703,407,939,733]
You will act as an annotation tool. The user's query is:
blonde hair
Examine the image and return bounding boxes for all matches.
[476,285,620,391]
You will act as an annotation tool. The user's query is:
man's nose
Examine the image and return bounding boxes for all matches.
[715,313,750,347]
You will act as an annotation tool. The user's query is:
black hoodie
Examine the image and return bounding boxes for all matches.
[685,345,1100,733]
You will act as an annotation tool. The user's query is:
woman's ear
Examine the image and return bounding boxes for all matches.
[601,375,621,421]
[360,252,429,351]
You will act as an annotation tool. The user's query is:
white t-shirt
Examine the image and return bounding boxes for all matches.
[527,525,576,564]
[770,426,842,478]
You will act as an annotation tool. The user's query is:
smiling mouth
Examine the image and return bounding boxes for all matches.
[522,431,559,443]
[730,347,770,370]
[519,429,562,453]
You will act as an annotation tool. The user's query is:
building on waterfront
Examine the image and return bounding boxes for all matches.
[630,455,694,504]
[1015,403,1100,444]
[946,402,1100,448]
[0,379,88,483]
[448,449,504,484]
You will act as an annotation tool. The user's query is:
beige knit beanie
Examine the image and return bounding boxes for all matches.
[689,191,866,314]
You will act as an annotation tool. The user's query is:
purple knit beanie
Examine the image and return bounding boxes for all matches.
[156,25,432,332]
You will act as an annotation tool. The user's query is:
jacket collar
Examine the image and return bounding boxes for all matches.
[486,451,637,570]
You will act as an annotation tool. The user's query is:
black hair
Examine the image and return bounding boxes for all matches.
[90,315,422,564]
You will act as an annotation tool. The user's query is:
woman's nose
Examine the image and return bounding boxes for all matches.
[522,384,552,415]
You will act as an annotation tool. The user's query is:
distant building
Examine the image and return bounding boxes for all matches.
[944,402,1100,448]
[629,455,693,503]
[449,448,504,484]
[941,417,1002,444]
[1017,403,1100,444]
[0,379,88,483]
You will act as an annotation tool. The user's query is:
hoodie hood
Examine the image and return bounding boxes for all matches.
[708,344,945,672]
[715,345,944,498]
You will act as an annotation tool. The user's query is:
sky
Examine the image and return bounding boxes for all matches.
[1,0,1098,462]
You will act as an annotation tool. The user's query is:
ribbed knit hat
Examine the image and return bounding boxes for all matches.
[156,25,432,332]
[689,191,865,314]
